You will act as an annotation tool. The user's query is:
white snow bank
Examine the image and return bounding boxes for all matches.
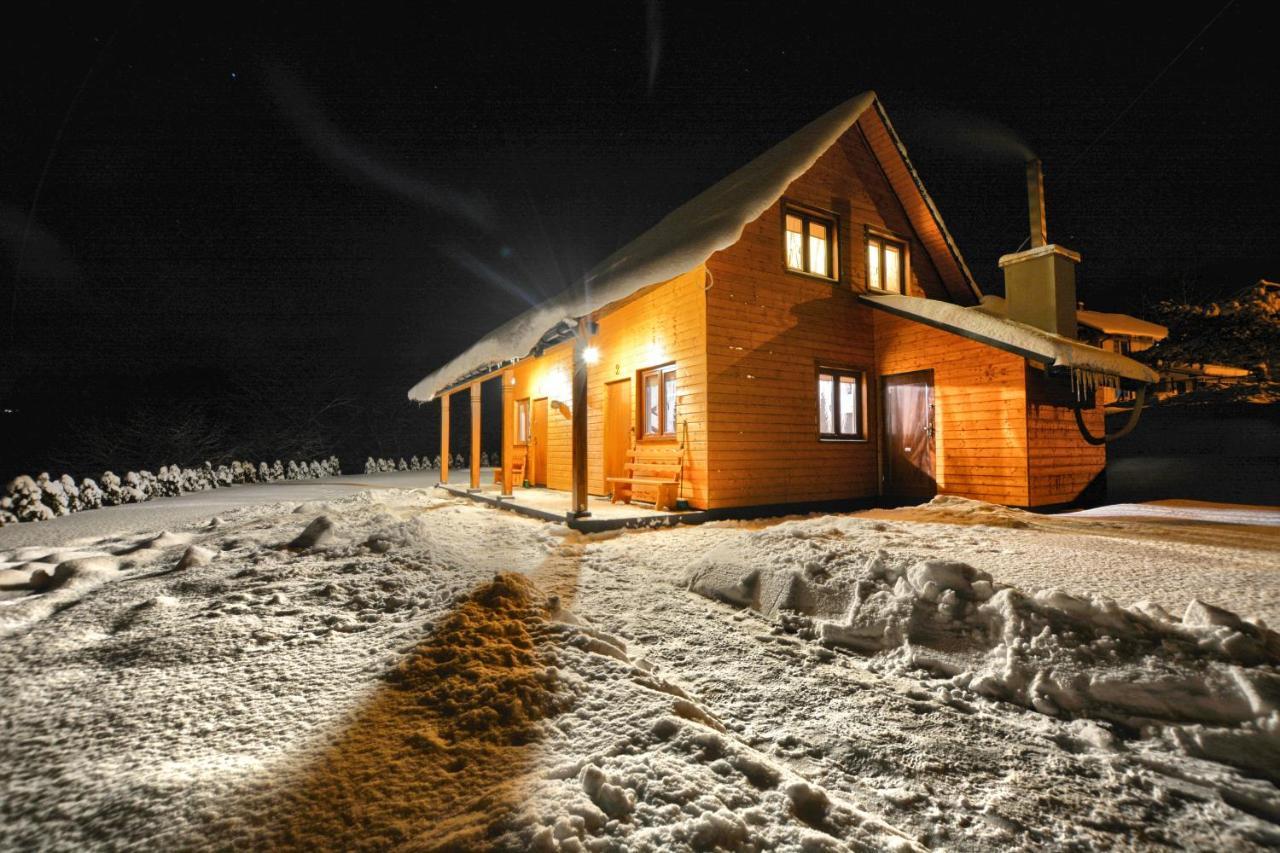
[1064,501,1280,527]
[685,514,1280,780]
[0,556,122,638]
[862,292,1160,384]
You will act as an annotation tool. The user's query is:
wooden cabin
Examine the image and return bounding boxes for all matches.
[409,93,1158,515]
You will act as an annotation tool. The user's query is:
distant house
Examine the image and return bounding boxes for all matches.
[409,93,1156,515]
[977,296,1169,403]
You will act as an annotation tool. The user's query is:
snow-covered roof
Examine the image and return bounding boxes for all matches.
[1165,361,1252,378]
[862,293,1160,384]
[975,295,1168,339]
[409,92,978,402]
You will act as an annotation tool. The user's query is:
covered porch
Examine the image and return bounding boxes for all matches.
[435,471,702,532]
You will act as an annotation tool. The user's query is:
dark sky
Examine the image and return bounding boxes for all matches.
[1,1,1276,472]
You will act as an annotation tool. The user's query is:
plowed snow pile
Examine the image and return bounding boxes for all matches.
[686,513,1280,785]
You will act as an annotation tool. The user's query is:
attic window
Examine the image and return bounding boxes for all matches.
[867,233,906,293]
[784,207,837,280]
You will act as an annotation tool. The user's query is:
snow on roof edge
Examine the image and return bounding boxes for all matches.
[976,295,1167,339]
[409,93,882,402]
[862,293,1160,385]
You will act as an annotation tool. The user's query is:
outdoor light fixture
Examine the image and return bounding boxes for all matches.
[583,346,600,365]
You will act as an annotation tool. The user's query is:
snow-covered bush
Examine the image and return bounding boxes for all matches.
[271,460,284,480]
[257,462,271,482]
[79,478,103,510]
[394,457,405,471]
[59,474,81,513]
[453,454,463,470]
[122,472,148,504]
[328,455,341,475]
[202,462,218,489]
[36,473,70,517]
[5,476,54,522]
[431,455,441,470]
[156,466,182,497]
[100,471,123,506]
[308,460,322,478]
[137,470,157,499]
[286,461,300,480]
[364,457,377,475]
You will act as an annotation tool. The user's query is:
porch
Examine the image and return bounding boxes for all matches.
[435,468,703,532]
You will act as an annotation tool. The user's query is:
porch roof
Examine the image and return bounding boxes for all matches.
[861,293,1160,385]
[409,91,982,402]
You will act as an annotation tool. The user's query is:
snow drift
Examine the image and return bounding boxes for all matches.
[686,505,1280,781]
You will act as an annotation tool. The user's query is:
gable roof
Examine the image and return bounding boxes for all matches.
[409,92,981,402]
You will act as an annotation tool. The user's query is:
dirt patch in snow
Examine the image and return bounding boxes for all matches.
[204,573,573,851]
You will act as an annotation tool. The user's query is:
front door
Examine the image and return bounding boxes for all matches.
[531,398,549,487]
[604,378,632,491]
[882,370,936,498]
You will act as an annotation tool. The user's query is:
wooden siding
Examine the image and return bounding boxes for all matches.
[1025,366,1107,506]
[504,268,710,509]
[874,311,1031,506]
[702,119,954,509]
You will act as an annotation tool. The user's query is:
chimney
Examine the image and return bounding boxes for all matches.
[999,159,1079,339]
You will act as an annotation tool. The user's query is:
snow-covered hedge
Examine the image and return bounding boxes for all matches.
[1,455,344,526]
[362,454,449,475]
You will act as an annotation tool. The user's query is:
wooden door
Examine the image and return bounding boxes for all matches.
[531,398,549,486]
[603,379,632,491]
[882,370,936,498]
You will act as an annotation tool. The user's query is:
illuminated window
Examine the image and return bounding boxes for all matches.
[784,207,837,280]
[867,234,906,293]
[640,364,677,438]
[817,368,864,439]
[515,399,530,444]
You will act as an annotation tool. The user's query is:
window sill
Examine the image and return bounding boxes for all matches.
[638,435,679,443]
[784,267,841,285]
[819,436,868,443]
[865,286,905,296]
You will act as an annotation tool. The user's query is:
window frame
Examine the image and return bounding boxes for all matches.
[816,366,867,442]
[865,228,909,294]
[638,362,678,440]
[514,398,530,445]
[782,202,840,282]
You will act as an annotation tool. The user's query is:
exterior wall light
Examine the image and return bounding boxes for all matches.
[583,346,600,365]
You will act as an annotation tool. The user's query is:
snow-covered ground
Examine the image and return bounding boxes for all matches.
[2,480,1278,850]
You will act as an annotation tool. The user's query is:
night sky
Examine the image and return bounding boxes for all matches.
[2,1,1276,479]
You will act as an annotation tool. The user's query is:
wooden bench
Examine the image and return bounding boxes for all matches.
[493,446,528,488]
[606,444,683,511]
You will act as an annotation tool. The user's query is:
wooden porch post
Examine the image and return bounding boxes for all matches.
[500,369,515,498]
[469,382,481,491]
[439,392,450,485]
[570,317,590,518]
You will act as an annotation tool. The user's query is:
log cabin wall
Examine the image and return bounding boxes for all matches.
[587,267,709,509]
[873,311,1031,505]
[505,267,710,508]
[701,118,950,509]
[1025,366,1107,506]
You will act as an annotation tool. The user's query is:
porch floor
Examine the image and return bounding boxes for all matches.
[436,469,703,531]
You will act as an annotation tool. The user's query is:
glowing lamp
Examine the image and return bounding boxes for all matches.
[582,346,600,365]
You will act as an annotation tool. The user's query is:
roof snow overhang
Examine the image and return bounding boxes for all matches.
[409,92,983,402]
[975,295,1168,340]
[862,293,1160,386]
